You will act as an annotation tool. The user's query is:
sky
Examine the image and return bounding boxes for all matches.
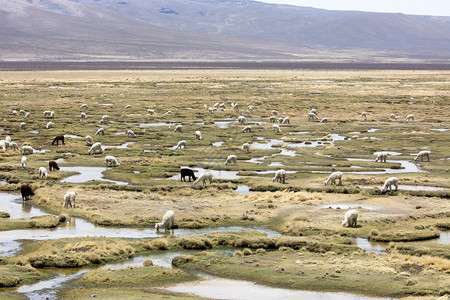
[259,0,450,17]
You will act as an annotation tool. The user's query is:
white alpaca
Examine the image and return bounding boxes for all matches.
[175,140,187,149]
[147,109,157,115]
[165,110,172,115]
[308,112,319,120]
[361,111,367,118]
[100,115,109,124]
[1,140,10,150]
[232,103,239,113]
[12,110,18,115]
[43,110,52,117]
[38,167,48,178]
[219,103,226,110]
[5,136,11,143]
[248,105,254,112]
[46,122,54,129]
[208,107,215,114]
[277,117,284,123]
[195,130,203,140]
[381,177,398,193]
[414,150,430,162]
[25,112,30,118]
[320,118,328,123]
[310,108,318,115]
[80,112,87,119]
[88,142,103,155]
[85,135,94,146]
[127,130,136,138]
[389,113,397,120]
[324,171,343,186]
[282,117,290,124]
[242,125,252,133]
[19,109,26,115]
[405,114,414,121]
[21,156,27,168]
[155,210,175,231]
[80,104,88,109]
[105,155,120,167]
[242,143,250,153]
[375,152,388,163]
[272,169,286,184]
[194,172,213,185]
[21,146,35,155]
[63,192,77,208]
[124,105,131,109]
[269,116,277,123]
[95,128,105,135]
[10,142,19,151]
[236,116,247,124]
[272,110,278,116]
[342,210,358,227]
[225,155,237,165]
[273,124,281,133]
[203,104,208,110]
[20,122,26,129]
[174,125,183,132]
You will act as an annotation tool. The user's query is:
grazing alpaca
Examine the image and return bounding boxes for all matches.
[320,118,328,123]
[46,122,54,129]
[225,155,237,165]
[269,116,277,123]
[63,192,76,208]
[381,177,398,193]
[88,142,103,155]
[100,115,110,124]
[273,124,281,133]
[155,210,175,231]
[80,104,88,109]
[242,143,250,153]
[375,152,388,163]
[405,114,415,121]
[52,135,65,145]
[342,210,358,227]
[361,111,367,119]
[38,167,48,178]
[105,155,120,167]
[21,146,35,155]
[282,117,290,124]
[389,113,397,120]
[194,172,213,186]
[414,150,430,162]
[236,116,247,124]
[95,128,105,136]
[127,130,136,138]
[21,156,27,168]
[180,168,196,182]
[242,125,252,133]
[20,122,26,129]
[147,109,156,115]
[85,135,94,146]
[272,110,278,116]
[174,125,183,133]
[324,171,343,186]
[272,169,286,184]
[195,130,203,140]
[175,140,187,149]
[21,184,34,201]
[49,160,60,171]
[10,142,19,151]
[308,112,319,120]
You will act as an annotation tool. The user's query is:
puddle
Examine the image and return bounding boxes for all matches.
[60,167,128,185]
[367,128,379,133]
[103,142,135,149]
[438,233,449,244]
[253,170,296,175]
[430,128,449,132]
[246,156,268,164]
[114,132,126,135]
[45,158,66,163]
[346,159,424,174]
[397,185,448,191]
[319,203,384,211]
[0,192,49,219]
[355,238,387,254]
[165,273,386,300]
[233,185,254,195]
[139,123,176,127]
[212,142,224,147]
[35,149,50,153]
[64,134,82,139]
[169,167,241,180]
[275,149,297,156]
[268,162,284,167]
[214,121,232,128]
[29,130,39,134]
[373,151,401,156]
[288,131,309,135]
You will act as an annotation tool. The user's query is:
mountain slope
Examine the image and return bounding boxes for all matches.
[72,0,450,52]
[0,0,314,60]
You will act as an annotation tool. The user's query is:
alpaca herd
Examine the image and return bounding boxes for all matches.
[6,97,437,234]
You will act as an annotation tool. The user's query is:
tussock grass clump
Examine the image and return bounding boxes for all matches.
[0,211,10,218]
[143,238,169,250]
[143,259,153,266]
[179,237,212,250]
[369,230,440,242]
[0,264,43,287]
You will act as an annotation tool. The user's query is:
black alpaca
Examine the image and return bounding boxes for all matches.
[52,135,65,145]
[180,168,196,182]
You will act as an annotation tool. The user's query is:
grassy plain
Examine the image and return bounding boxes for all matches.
[0,69,449,298]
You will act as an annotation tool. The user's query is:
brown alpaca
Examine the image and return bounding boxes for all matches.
[52,135,65,145]
[49,160,60,171]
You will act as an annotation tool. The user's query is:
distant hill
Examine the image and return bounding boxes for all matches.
[1,0,449,61]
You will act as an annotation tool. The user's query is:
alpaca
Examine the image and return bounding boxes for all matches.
[375,152,388,163]
[414,150,430,162]
[225,155,237,165]
[193,172,213,186]
[272,169,286,184]
[52,135,65,145]
[324,171,343,186]
[180,168,196,182]
[63,192,76,208]
[342,210,358,227]
[155,210,175,231]
[381,177,398,193]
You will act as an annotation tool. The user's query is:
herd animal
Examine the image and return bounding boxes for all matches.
[7,94,437,233]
